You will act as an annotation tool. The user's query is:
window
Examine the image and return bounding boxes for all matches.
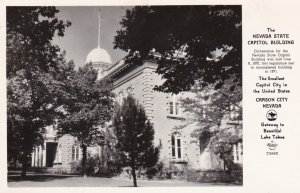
[171,135,175,157]
[171,132,183,160]
[117,91,124,105]
[202,107,207,119]
[233,142,243,163]
[72,146,75,160]
[126,87,134,96]
[72,145,80,161]
[170,102,174,114]
[169,95,181,116]
[230,104,239,120]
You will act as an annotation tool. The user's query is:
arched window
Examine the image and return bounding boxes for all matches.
[72,145,80,161]
[171,132,182,160]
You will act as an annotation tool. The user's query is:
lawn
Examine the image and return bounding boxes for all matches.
[8,171,235,187]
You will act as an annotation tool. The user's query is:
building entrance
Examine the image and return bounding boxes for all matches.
[46,142,58,167]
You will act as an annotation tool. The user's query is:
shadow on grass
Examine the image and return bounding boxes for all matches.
[118,186,136,187]
[8,174,72,182]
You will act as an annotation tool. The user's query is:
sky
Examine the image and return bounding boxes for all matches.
[52,6,131,68]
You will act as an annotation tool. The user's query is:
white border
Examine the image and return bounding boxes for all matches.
[1,1,300,193]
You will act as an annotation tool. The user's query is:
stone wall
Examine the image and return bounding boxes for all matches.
[111,61,224,171]
[38,60,239,174]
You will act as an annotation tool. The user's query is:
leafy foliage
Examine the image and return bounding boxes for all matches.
[7,6,71,78]
[113,95,159,187]
[56,63,115,177]
[97,127,123,176]
[7,6,71,177]
[114,6,242,94]
[181,80,242,170]
[114,5,242,172]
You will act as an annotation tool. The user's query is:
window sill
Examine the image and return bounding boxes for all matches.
[167,115,186,120]
[170,158,188,164]
[227,120,242,125]
[233,160,243,164]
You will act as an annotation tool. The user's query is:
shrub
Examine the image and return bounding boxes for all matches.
[70,161,82,174]
[146,167,158,179]
[70,155,122,177]
[86,156,100,176]
[145,161,166,179]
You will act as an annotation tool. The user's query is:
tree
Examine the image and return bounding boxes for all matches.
[114,6,242,94]
[56,63,114,178]
[181,79,242,171]
[98,126,123,177]
[7,52,74,176]
[114,6,242,171]
[7,6,71,177]
[7,7,71,79]
[113,95,159,187]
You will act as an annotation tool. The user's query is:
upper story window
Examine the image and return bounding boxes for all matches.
[126,87,134,96]
[117,87,134,105]
[171,132,182,160]
[202,106,207,119]
[230,104,240,120]
[117,91,124,105]
[169,95,182,116]
[72,145,80,161]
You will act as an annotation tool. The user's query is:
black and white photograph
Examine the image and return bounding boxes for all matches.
[6,5,242,187]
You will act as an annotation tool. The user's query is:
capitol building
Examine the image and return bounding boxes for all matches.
[30,12,243,175]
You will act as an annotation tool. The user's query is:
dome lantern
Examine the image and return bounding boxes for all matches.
[86,9,112,65]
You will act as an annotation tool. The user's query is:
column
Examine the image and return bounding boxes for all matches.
[31,150,35,167]
[233,144,237,162]
[238,142,242,162]
[35,147,39,167]
[78,146,81,160]
[42,142,47,167]
[38,146,41,167]
[98,146,101,158]
[39,146,43,167]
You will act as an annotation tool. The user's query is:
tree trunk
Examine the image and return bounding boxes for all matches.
[21,152,29,178]
[132,165,137,187]
[13,156,17,169]
[82,144,87,178]
[21,164,27,178]
[198,138,201,169]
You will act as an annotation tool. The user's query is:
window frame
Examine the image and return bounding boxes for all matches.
[233,141,243,163]
[169,95,182,116]
[229,104,240,120]
[171,132,183,161]
[72,145,80,161]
